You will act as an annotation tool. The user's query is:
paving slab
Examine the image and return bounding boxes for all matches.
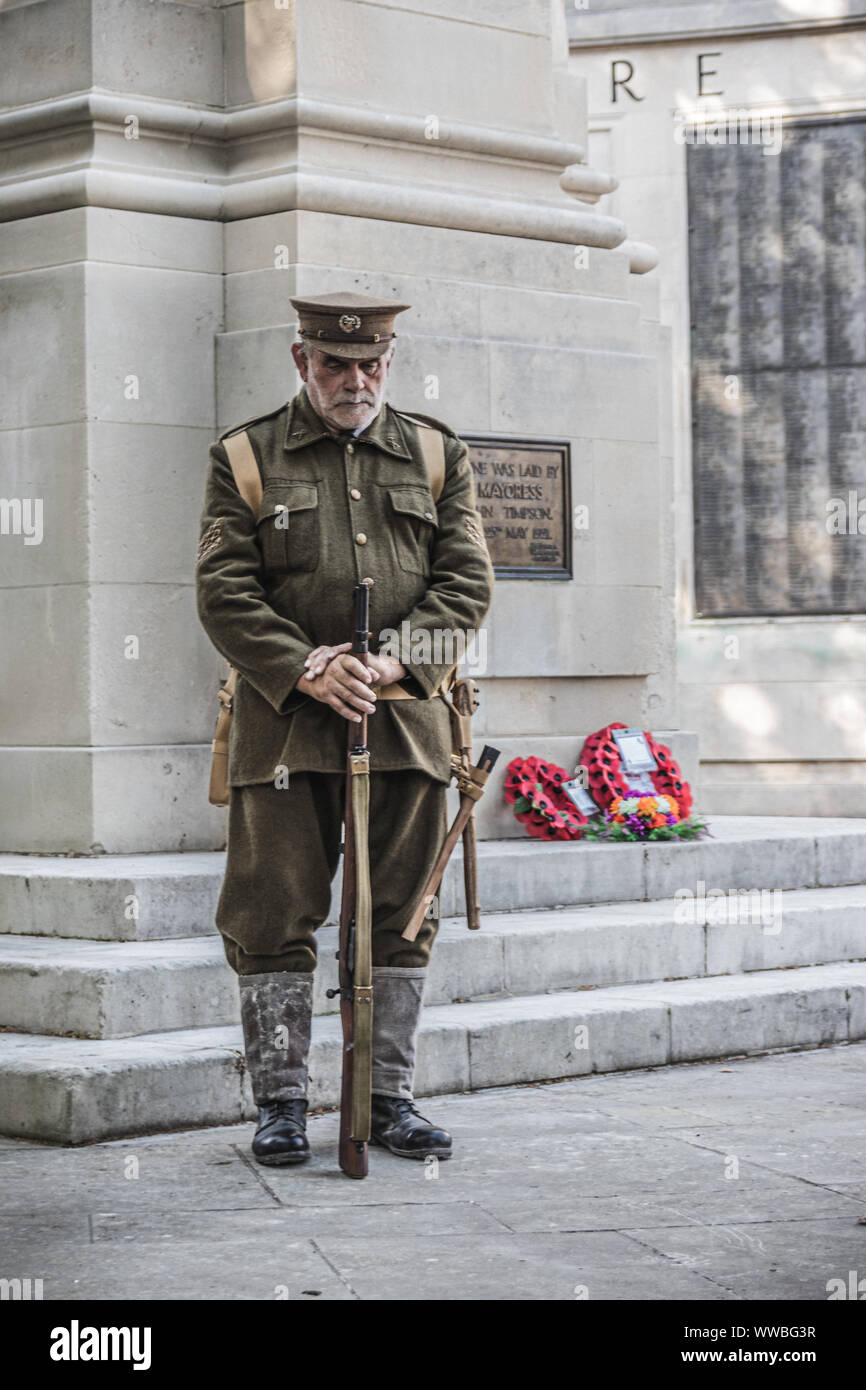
[311,1229,734,1301]
[1,1042,863,1300]
[89,1199,505,1244]
[0,1137,270,1215]
[625,1217,866,1301]
[667,1124,866,1187]
[480,1182,863,1235]
[1,1228,354,1302]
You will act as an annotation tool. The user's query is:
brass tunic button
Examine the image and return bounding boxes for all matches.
[424,510,433,519]
[355,532,367,544]
[362,576,374,585]
[346,443,355,454]
[350,488,362,500]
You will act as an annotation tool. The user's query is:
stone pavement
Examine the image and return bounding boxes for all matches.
[2,1042,865,1302]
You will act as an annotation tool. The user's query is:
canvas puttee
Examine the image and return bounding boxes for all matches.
[208,422,452,807]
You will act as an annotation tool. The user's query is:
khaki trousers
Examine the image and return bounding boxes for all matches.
[216,771,448,975]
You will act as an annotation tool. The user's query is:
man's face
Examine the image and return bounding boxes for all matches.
[292,342,393,434]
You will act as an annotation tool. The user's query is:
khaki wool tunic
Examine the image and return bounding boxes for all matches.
[196,388,495,786]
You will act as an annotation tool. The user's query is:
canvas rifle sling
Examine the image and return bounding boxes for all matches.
[349,750,373,1141]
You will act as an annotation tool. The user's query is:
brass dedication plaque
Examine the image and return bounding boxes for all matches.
[463,436,572,579]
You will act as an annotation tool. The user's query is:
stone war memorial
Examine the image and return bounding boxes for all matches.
[1,0,865,1314]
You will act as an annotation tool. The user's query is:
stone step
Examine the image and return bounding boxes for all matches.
[1,961,863,1143]
[0,852,222,942]
[2,884,866,1039]
[3,816,866,941]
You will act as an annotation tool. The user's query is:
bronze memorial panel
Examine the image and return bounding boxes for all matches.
[462,436,572,579]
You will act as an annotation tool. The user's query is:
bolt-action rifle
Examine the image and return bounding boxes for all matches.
[326,580,374,1179]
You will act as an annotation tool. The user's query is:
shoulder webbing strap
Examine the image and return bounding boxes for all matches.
[406,421,446,502]
[210,432,262,806]
[223,430,263,515]
[226,421,445,507]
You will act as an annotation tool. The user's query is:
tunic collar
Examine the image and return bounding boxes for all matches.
[283,389,412,459]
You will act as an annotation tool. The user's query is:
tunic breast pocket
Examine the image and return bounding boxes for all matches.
[387,486,439,575]
[256,481,320,573]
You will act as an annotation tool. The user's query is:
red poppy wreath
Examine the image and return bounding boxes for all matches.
[503,755,587,841]
[577,721,693,818]
[504,726,698,843]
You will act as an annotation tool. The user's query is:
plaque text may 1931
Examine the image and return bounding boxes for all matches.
[462,436,572,579]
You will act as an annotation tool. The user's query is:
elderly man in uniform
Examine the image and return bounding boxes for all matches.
[196,291,494,1166]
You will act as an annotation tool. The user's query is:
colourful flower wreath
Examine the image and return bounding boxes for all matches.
[613,790,680,828]
[581,787,709,842]
[503,756,586,841]
[577,721,693,819]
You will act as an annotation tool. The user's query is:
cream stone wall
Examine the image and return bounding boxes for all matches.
[570,0,866,815]
[0,0,680,852]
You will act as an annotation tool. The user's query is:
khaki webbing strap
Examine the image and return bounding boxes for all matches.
[447,700,472,755]
[454,763,490,802]
[349,751,373,1142]
[226,421,441,507]
[413,422,446,502]
[208,668,239,807]
[375,684,418,701]
[209,432,262,806]
[376,669,454,702]
[220,668,239,705]
[223,430,263,515]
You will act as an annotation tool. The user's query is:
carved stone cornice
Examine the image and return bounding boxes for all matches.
[0,89,586,166]
[0,88,659,270]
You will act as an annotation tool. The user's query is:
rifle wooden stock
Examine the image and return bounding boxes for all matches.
[401,744,500,943]
[335,582,374,1180]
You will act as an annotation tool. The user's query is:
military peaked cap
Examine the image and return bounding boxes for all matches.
[290,290,411,359]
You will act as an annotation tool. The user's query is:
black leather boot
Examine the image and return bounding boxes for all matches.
[238,971,313,1167]
[252,1098,309,1166]
[370,1093,452,1159]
